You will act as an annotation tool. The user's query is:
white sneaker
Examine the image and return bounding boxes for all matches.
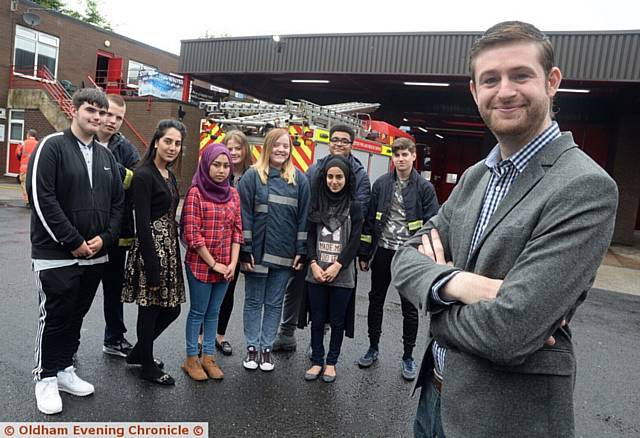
[259,349,275,372]
[35,377,62,415]
[243,346,259,370]
[57,366,94,396]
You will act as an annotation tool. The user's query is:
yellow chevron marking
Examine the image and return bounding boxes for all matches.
[299,144,312,161]
[199,134,211,149]
[252,145,262,162]
[291,147,309,172]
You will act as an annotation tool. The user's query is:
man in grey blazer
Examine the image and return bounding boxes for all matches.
[392,21,618,438]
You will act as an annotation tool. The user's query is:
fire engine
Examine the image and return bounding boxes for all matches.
[198,99,414,181]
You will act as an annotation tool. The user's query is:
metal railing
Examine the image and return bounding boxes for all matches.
[9,65,74,119]
[93,68,139,97]
[9,65,148,149]
[85,75,148,148]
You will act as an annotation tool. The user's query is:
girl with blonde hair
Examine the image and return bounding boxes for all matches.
[237,128,310,371]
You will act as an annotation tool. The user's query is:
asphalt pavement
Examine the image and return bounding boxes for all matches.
[0,197,638,437]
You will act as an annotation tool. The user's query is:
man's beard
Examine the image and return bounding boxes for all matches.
[480,95,551,144]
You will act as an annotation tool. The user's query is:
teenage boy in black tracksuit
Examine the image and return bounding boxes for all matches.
[95,94,140,358]
[27,88,124,415]
[357,138,439,380]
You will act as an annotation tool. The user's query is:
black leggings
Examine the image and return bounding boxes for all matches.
[216,263,240,336]
[131,304,180,375]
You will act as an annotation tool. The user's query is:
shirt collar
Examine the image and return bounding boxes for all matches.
[77,140,92,150]
[485,122,561,173]
[66,128,94,149]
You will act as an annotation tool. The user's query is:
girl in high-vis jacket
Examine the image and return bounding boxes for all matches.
[237,128,310,372]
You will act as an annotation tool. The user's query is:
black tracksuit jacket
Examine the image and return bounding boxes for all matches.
[106,132,140,244]
[27,128,124,260]
[359,168,439,261]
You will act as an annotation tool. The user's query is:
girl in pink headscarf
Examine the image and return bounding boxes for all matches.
[180,143,243,381]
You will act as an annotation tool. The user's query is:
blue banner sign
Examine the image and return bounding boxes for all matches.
[138,70,183,100]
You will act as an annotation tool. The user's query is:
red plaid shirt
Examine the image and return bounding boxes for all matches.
[183,186,243,283]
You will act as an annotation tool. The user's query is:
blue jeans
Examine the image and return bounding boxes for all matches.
[307,282,352,366]
[243,268,291,350]
[185,266,228,356]
[414,379,446,438]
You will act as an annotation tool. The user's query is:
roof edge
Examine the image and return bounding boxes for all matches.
[181,29,640,44]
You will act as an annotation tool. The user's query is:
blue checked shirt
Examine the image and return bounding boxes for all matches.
[430,122,561,378]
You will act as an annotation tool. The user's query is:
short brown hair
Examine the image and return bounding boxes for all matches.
[107,93,126,108]
[469,21,554,82]
[72,88,108,110]
[391,137,415,154]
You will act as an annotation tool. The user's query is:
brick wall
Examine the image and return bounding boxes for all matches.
[1,0,181,178]
[24,109,55,140]
[5,0,179,89]
[120,99,202,194]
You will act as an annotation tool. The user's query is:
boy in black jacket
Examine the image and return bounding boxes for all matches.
[27,88,124,415]
[96,94,140,358]
[357,138,438,380]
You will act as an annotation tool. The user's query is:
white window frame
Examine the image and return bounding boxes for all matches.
[5,110,25,176]
[126,60,157,88]
[13,25,60,79]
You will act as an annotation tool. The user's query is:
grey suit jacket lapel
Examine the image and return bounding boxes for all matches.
[467,132,578,264]
[459,170,491,268]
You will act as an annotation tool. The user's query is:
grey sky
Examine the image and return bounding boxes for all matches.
[73,0,639,55]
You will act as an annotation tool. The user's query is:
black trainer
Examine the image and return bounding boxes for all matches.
[358,347,379,368]
[103,338,134,358]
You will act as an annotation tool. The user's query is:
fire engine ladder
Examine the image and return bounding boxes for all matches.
[199,101,287,117]
[199,100,380,133]
[322,102,381,115]
[294,100,381,134]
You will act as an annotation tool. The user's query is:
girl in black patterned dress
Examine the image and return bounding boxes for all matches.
[122,119,186,385]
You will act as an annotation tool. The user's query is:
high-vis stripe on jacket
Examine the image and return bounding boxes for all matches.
[238,166,310,273]
[359,168,439,261]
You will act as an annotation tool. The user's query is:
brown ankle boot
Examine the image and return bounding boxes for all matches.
[201,355,224,380]
[182,356,208,381]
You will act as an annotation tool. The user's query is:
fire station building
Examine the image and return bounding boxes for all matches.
[0,0,209,192]
[179,31,640,244]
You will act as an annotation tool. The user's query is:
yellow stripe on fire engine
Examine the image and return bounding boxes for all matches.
[199,135,211,150]
[381,145,392,157]
[313,128,330,143]
[291,147,310,172]
[199,125,223,151]
[299,144,313,161]
[251,145,262,162]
